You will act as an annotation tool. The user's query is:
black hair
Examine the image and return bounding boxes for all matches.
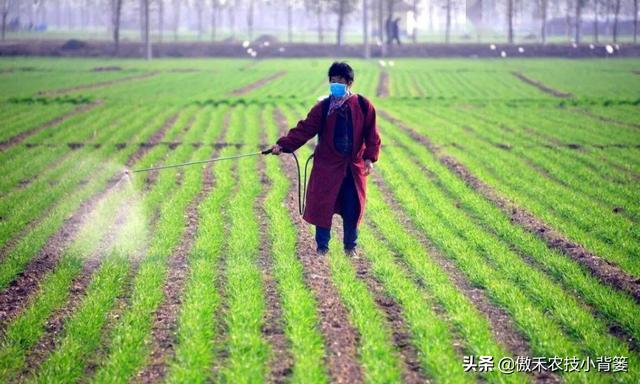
[328,61,354,83]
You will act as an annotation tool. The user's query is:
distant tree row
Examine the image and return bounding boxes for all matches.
[1,0,638,56]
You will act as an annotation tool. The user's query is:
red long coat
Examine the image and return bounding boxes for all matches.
[277,94,381,228]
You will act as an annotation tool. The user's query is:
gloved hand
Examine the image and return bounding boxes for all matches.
[271,144,283,155]
[364,159,374,175]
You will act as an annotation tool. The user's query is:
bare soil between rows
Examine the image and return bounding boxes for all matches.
[230,71,287,96]
[274,108,364,384]
[257,117,294,382]
[0,100,102,151]
[511,72,573,98]
[136,111,229,383]
[377,109,640,304]
[0,111,174,329]
[332,215,428,384]
[21,196,133,376]
[38,72,158,96]
[369,173,561,383]
[376,71,389,98]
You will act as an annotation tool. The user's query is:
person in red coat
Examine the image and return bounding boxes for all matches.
[270,62,381,256]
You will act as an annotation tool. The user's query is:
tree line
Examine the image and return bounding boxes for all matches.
[1,0,638,57]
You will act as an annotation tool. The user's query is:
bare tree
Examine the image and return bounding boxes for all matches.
[172,0,180,40]
[227,0,237,38]
[507,0,514,43]
[287,0,293,43]
[575,0,586,43]
[377,0,383,44]
[305,0,325,42]
[634,0,638,43]
[411,0,418,42]
[210,0,221,40]
[247,0,254,40]
[428,0,433,32]
[195,0,204,39]
[143,0,152,59]
[537,0,548,44]
[593,0,600,42]
[1,0,9,41]
[612,0,620,42]
[564,0,574,41]
[574,0,588,44]
[158,0,164,42]
[363,0,369,57]
[445,0,452,44]
[332,0,356,46]
[111,0,124,54]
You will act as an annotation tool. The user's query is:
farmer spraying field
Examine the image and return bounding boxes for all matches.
[270,62,381,255]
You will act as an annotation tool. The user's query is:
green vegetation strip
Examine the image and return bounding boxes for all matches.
[380,111,640,346]
[90,106,219,383]
[376,120,638,383]
[363,182,527,384]
[262,105,327,383]
[0,107,178,290]
[0,179,129,382]
[219,104,269,383]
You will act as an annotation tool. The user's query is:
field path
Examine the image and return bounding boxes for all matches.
[20,197,133,376]
[257,118,294,382]
[332,215,428,384]
[377,109,640,303]
[511,72,572,98]
[38,72,159,97]
[230,71,287,96]
[274,108,364,384]
[136,112,228,383]
[376,70,390,98]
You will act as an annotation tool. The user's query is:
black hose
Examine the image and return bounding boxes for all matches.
[263,147,313,216]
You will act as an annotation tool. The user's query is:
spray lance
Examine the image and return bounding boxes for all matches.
[127,147,314,215]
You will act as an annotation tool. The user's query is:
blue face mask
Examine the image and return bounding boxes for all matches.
[330,82,348,97]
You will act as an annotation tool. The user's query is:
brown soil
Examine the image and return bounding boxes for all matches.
[0,151,75,256]
[370,174,561,383]
[511,72,573,98]
[577,108,640,130]
[333,216,428,384]
[136,115,227,383]
[134,194,199,383]
[21,258,103,376]
[21,196,132,376]
[376,70,390,98]
[256,162,294,383]
[92,66,122,72]
[274,110,363,383]
[126,112,179,167]
[142,114,195,191]
[256,117,294,382]
[210,112,236,381]
[0,100,102,151]
[377,109,640,303]
[38,71,158,96]
[229,71,287,96]
[84,259,140,378]
[0,177,118,328]
[0,112,177,329]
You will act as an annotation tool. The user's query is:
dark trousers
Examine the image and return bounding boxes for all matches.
[316,167,359,251]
